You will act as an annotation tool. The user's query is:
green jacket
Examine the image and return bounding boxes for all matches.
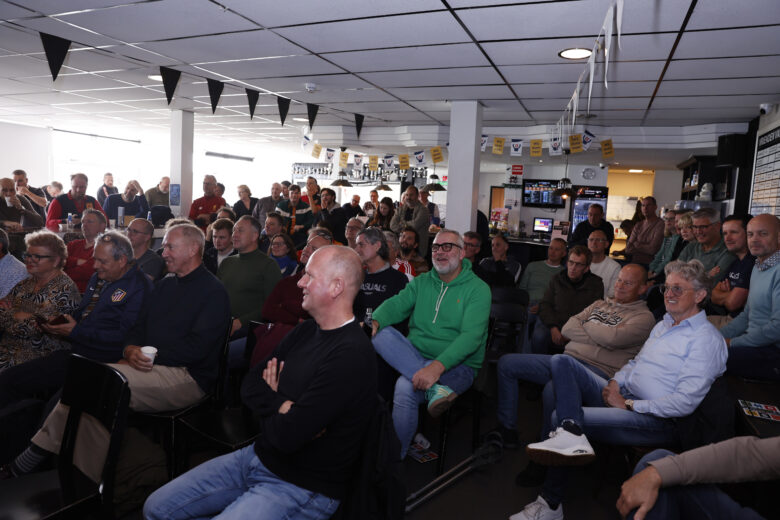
[218,248,282,326]
[648,234,680,275]
[372,259,491,373]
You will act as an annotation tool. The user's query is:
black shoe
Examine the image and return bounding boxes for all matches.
[515,460,547,487]
[0,464,17,480]
[485,426,519,450]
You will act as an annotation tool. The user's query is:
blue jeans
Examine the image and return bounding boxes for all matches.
[627,450,764,520]
[373,326,475,458]
[541,355,678,505]
[143,445,339,520]
[523,312,553,354]
[496,353,607,435]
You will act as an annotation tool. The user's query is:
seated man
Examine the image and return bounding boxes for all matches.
[65,209,107,293]
[708,214,754,324]
[126,217,164,281]
[144,176,170,208]
[354,226,408,329]
[587,230,621,298]
[218,216,282,368]
[398,225,429,274]
[511,259,727,520]
[0,231,152,410]
[372,230,490,457]
[720,214,780,381]
[144,245,376,520]
[529,245,603,354]
[613,197,664,266]
[647,210,679,282]
[344,217,364,249]
[45,173,106,232]
[390,186,429,256]
[189,175,226,231]
[496,264,654,450]
[12,170,47,220]
[479,234,522,287]
[617,435,780,520]
[102,180,150,223]
[251,182,282,229]
[315,187,348,244]
[259,212,284,254]
[517,238,567,304]
[677,207,735,282]
[1,177,44,231]
[385,230,415,280]
[569,203,614,248]
[6,224,230,481]
[203,217,236,275]
[275,184,313,248]
[0,228,28,298]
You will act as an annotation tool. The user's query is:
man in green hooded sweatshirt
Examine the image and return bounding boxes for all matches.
[372,229,491,458]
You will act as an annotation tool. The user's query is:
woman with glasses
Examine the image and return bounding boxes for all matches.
[268,233,298,277]
[368,197,395,231]
[0,231,80,371]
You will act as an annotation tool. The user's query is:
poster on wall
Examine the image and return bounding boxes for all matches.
[750,124,780,217]
[170,184,181,206]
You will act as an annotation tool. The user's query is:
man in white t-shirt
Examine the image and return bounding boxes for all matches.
[587,229,621,298]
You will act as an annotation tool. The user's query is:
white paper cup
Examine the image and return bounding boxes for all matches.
[141,346,158,363]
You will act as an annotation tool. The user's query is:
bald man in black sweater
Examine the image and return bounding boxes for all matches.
[145,245,377,520]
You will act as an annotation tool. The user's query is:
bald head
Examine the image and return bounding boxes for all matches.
[613,263,648,304]
[298,245,364,327]
[747,214,780,262]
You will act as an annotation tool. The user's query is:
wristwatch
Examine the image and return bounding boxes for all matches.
[625,399,635,411]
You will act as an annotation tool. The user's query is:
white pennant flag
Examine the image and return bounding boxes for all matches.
[301,135,311,151]
[353,154,363,167]
[480,134,488,152]
[325,148,335,161]
[603,5,614,89]
[510,138,523,157]
[383,154,394,168]
[616,0,624,50]
[549,135,562,156]
[414,150,425,165]
[582,130,596,151]
[587,53,596,113]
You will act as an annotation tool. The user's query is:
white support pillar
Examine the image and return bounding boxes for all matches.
[170,110,194,218]
[445,101,483,234]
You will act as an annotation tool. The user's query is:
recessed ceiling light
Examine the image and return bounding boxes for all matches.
[292,117,309,122]
[147,74,163,81]
[558,48,592,60]
[629,169,644,173]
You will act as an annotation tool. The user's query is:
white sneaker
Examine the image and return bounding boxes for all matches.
[525,427,595,466]
[509,496,563,520]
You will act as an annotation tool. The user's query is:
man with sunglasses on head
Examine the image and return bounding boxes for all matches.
[371,230,490,458]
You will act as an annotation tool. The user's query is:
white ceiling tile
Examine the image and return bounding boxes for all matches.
[524,96,651,111]
[192,55,343,81]
[408,100,451,111]
[449,0,538,6]
[5,90,93,105]
[687,0,780,30]
[501,60,666,84]
[360,67,503,88]
[246,74,372,93]
[325,43,489,72]
[0,25,45,54]
[648,107,761,119]
[370,111,446,122]
[16,73,136,91]
[513,81,656,98]
[320,101,413,113]
[10,0,140,16]
[65,85,166,102]
[275,12,470,53]
[484,33,678,66]
[652,94,780,109]
[674,27,780,59]
[388,85,514,101]
[657,77,780,96]
[221,0,444,27]
[137,30,307,64]
[0,77,50,95]
[16,16,121,47]
[0,2,35,19]
[52,0,257,42]
[0,54,52,78]
[665,56,780,80]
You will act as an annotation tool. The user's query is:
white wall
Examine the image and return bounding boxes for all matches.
[652,169,684,212]
[0,122,52,185]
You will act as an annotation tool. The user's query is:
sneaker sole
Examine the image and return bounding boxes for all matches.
[525,446,596,466]
[428,392,458,418]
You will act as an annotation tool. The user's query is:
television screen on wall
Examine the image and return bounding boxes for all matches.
[522,179,565,208]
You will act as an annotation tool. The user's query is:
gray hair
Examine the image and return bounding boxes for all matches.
[436,229,463,248]
[664,259,712,304]
[692,207,720,224]
[384,230,400,252]
[237,215,262,235]
[357,227,389,261]
[168,223,206,257]
[97,231,135,261]
[82,208,107,227]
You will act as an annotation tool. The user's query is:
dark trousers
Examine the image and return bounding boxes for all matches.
[0,349,70,408]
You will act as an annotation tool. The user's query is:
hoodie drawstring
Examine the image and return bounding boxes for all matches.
[432,282,448,323]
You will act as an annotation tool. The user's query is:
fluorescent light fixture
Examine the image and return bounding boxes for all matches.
[558,48,592,60]
[628,169,644,173]
[147,74,163,81]
[292,117,309,122]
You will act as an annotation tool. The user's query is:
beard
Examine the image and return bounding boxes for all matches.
[400,246,414,256]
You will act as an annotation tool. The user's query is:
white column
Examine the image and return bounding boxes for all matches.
[170,110,194,218]
[445,101,483,233]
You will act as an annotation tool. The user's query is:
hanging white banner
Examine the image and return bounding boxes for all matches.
[325,148,335,161]
[603,5,614,89]
[480,134,488,152]
[616,0,624,50]
[549,135,562,156]
[353,154,363,167]
[383,154,394,168]
[510,138,523,157]
[587,53,595,113]
[414,150,425,165]
[582,130,596,151]
[301,135,311,151]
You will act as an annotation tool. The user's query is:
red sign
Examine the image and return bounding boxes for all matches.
[511,164,523,175]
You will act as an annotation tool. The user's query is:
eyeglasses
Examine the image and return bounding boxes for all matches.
[126,228,151,236]
[692,223,713,231]
[567,259,588,268]
[463,242,481,249]
[431,242,462,253]
[271,242,286,248]
[659,284,693,297]
[23,253,54,261]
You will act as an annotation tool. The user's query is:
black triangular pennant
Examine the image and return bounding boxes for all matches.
[277,96,291,126]
[246,89,259,120]
[207,78,224,114]
[307,103,319,131]
[160,66,181,105]
[39,32,71,81]
[355,113,365,139]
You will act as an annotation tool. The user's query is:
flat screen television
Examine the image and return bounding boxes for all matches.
[533,217,554,233]
[522,179,565,208]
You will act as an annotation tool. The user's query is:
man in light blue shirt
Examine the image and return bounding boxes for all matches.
[720,214,780,381]
[510,259,727,520]
[0,229,29,298]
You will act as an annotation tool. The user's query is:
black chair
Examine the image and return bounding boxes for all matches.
[177,321,267,468]
[0,354,130,519]
[133,319,233,478]
[486,288,529,361]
